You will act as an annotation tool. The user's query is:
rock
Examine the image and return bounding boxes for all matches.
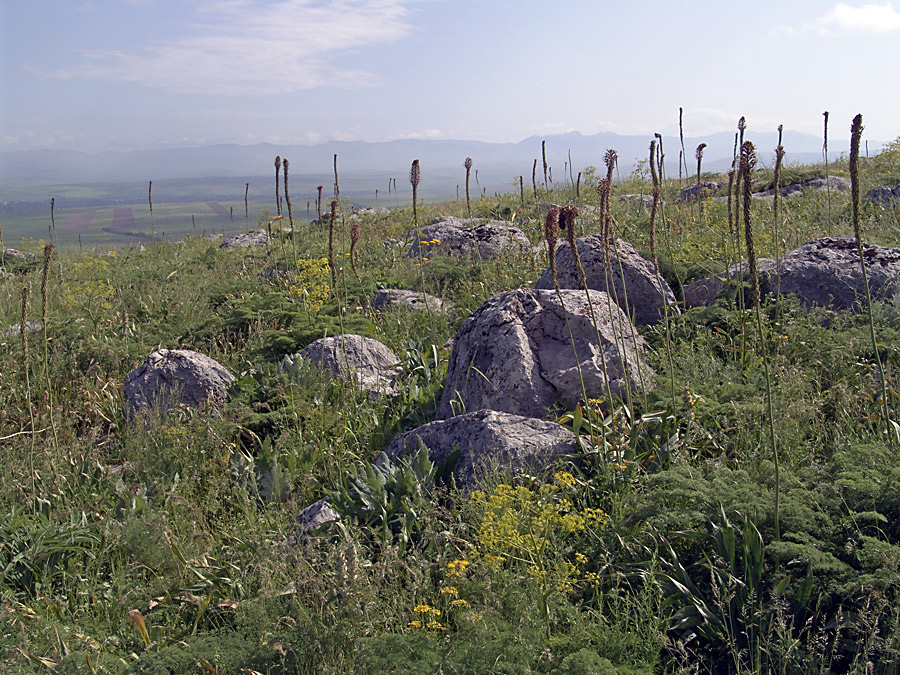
[683,236,900,311]
[4,321,42,337]
[220,229,270,249]
[1,248,36,260]
[535,235,677,325]
[753,176,851,200]
[864,186,900,208]
[679,181,726,201]
[438,288,653,419]
[124,349,234,417]
[383,409,583,490]
[372,289,452,312]
[406,216,530,260]
[299,334,402,396]
[295,498,340,534]
[619,194,656,208]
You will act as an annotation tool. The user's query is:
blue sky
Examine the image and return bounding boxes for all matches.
[2,0,899,152]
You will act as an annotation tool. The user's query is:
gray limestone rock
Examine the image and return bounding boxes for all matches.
[123,349,234,417]
[406,216,530,260]
[372,289,452,313]
[299,334,402,396]
[220,229,270,249]
[535,235,677,325]
[864,186,900,208]
[383,409,583,490]
[438,288,653,419]
[683,236,900,311]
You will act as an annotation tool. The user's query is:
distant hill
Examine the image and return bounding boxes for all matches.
[1,129,875,203]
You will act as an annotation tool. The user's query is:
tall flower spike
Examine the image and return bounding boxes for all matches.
[410,159,421,188]
[544,208,559,250]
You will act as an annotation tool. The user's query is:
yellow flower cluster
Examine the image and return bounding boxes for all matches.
[469,475,608,594]
[288,257,330,314]
[63,253,116,315]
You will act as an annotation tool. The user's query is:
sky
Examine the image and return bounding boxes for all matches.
[1,0,899,153]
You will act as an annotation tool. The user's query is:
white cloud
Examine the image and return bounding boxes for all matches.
[31,0,416,96]
[398,129,444,139]
[774,2,900,36]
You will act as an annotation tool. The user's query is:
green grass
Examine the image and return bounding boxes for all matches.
[2,143,900,673]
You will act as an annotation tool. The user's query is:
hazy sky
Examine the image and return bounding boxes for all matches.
[2,0,898,152]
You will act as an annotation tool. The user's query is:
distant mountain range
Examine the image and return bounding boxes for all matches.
[1,129,878,204]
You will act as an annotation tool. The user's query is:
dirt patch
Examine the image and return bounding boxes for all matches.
[110,208,136,232]
[207,202,232,220]
[59,210,97,233]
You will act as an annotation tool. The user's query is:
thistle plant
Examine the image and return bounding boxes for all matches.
[40,243,59,452]
[654,132,665,183]
[542,140,548,188]
[823,111,832,231]
[519,176,525,207]
[333,153,340,202]
[349,219,374,318]
[148,180,155,241]
[532,159,538,199]
[410,159,421,231]
[850,114,893,447]
[283,158,297,263]
[50,197,56,244]
[328,199,338,288]
[244,182,249,223]
[316,185,324,225]
[274,156,282,216]
[679,107,688,184]
[695,142,707,222]
[773,126,785,304]
[464,157,473,218]
[741,139,780,539]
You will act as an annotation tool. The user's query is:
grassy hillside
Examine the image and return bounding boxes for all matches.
[2,140,900,674]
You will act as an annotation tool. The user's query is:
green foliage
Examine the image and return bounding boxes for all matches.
[327,439,438,551]
[4,153,900,673]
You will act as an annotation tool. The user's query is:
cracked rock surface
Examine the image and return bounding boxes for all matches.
[383,409,583,490]
[124,349,234,417]
[438,288,653,419]
[535,235,677,325]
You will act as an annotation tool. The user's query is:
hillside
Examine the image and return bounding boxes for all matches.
[2,137,900,673]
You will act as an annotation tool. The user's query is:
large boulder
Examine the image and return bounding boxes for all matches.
[383,409,583,490]
[299,334,402,396]
[438,288,653,419]
[124,349,234,417]
[683,236,900,311]
[406,216,530,260]
[864,186,900,208]
[535,235,677,325]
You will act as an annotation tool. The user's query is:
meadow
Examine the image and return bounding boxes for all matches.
[2,129,900,674]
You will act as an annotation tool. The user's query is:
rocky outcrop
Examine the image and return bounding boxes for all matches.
[438,288,653,419]
[864,186,900,208]
[535,235,677,325]
[383,409,583,490]
[295,498,340,535]
[3,321,42,337]
[753,176,851,200]
[679,181,726,201]
[299,334,402,396]
[683,236,900,311]
[220,229,270,249]
[406,216,530,260]
[123,349,234,417]
[372,289,452,313]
